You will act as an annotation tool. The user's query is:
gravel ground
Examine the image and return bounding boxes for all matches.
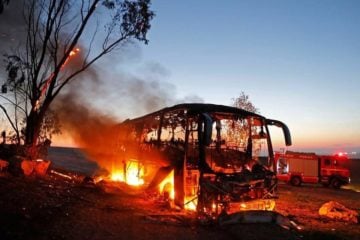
[0,172,359,240]
[0,147,358,240]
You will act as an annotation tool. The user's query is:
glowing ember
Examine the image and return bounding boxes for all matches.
[110,171,125,182]
[63,48,80,66]
[212,202,217,212]
[184,196,197,211]
[69,48,80,56]
[158,170,174,199]
[126,161,145,186]
[237,199,276,211]
[110,160,144,186]
[184,170,200,211]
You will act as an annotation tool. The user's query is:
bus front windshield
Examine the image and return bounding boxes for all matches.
[205,115,270,174]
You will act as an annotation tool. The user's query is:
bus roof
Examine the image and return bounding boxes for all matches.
[121,103,264,123]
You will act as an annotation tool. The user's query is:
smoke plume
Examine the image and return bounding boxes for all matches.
[1,1,203,173]
[53,58,202,172]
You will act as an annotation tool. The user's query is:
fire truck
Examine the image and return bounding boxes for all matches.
[274,151,350,188]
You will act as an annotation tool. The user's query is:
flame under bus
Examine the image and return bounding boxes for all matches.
[113,103,291,216]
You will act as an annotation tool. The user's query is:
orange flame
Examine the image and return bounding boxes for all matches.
[110,160,144,186]
[184,196,198,211]
[158,170,174,199]
[62,48,80,68]
[110,171,125,182]
[35,47,81,111]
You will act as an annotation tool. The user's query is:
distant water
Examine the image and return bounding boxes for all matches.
[48,147,100,175]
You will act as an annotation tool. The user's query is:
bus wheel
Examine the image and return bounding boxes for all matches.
[330,178,341,189]
[290,176,301,186]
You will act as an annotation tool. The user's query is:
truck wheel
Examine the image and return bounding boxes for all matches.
[330,178,341,189]
[290,176,301,186]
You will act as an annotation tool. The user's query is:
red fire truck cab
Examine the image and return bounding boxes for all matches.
[274,151,350,188]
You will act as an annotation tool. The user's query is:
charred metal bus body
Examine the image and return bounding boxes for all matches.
[116,103,291,215]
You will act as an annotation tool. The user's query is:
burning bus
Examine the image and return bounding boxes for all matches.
[111,103,292,217]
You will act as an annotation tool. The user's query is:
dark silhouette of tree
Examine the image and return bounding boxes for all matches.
[226,92,260,152]
[0,0,154,158]
[231,91,259,114]
[0,0,10,14]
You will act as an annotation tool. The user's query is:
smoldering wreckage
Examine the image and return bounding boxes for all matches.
[0,103,359,237]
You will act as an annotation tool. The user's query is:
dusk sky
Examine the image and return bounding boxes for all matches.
[1,1,360,155]
[132,0,360,154]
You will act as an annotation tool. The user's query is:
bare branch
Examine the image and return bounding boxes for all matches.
[84,19,99,64]
[46,0,100,99]
[2,0,155,148]
[0,104,19,134]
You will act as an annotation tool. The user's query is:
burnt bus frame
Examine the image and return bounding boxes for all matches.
[118,103,292,210]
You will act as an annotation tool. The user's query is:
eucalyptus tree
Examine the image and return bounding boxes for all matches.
[0,0,154,158]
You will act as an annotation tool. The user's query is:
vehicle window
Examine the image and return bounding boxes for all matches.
[324,159,331,166]
[160,110,186,143]
[185,118,199,169]
[277,158,288,174]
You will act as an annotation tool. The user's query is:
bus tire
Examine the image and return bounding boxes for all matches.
[330,178,341,189]
[290,176,301,186]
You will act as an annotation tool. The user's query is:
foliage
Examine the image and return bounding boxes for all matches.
[227,92,260,153]
[231,91,259,114]
[2,110,61,145]
[39,110,61,143]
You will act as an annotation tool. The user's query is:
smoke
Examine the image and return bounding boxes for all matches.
[54,88,119,168]
[1,1,204,172]
[53,56,203,172]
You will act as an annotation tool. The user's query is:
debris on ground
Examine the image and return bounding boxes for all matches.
[143,214,194,226]
[1,166,359,240]
[21,159,51,176]
[218,210,302,230]
[50,169,73,180]
[318,201,359,223]
[0,159,9,171]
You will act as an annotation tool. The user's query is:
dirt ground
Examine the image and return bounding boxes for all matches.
[0,169,359,240]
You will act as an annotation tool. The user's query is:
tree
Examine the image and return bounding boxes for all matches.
[0,0,154,158]
[231,91,259,114]
[226,92,260,151]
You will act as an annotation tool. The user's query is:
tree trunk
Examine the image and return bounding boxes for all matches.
[24,106,47,159]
